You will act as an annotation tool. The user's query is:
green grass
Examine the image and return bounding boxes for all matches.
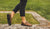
[0,0,50,11]
[0,0,50,21]
[0,13,39,24]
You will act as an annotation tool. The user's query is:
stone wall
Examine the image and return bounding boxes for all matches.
[0,11,50,29]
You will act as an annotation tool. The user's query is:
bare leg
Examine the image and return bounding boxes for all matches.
[10,11,15,23]
[11,11,15,18]
[21,16,26,23]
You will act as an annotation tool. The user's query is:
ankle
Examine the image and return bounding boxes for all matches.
[22,21,26,23]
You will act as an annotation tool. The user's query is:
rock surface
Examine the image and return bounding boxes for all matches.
[0,24,50,29]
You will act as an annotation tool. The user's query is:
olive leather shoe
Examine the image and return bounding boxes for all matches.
[21,21,32,26]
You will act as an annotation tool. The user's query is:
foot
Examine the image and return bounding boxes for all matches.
[7,14,11,26]
[21,21,32,26]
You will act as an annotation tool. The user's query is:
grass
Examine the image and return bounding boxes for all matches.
[0,0,50,11]
[0,13,39,24]
[0,0,50,21]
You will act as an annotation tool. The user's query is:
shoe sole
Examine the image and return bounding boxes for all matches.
[21,24,32,27]
[7,14,11,26]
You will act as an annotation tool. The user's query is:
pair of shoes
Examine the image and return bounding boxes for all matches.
[7,14,11,26]
[21,21,32,27]
[7,14,32,26]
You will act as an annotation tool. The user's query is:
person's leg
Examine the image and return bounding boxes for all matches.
[11,4,20,18]
[7,3,21,26]
[20,9,32,26]
[11,11,15,18]
[21,16,26,23]
[20,0,32,26]
[20,9,26,23]
[20,0,27,23]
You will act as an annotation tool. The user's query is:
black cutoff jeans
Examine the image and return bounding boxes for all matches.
[13,0,27,16]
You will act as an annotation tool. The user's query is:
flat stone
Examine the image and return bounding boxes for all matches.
[0,24,50,29]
